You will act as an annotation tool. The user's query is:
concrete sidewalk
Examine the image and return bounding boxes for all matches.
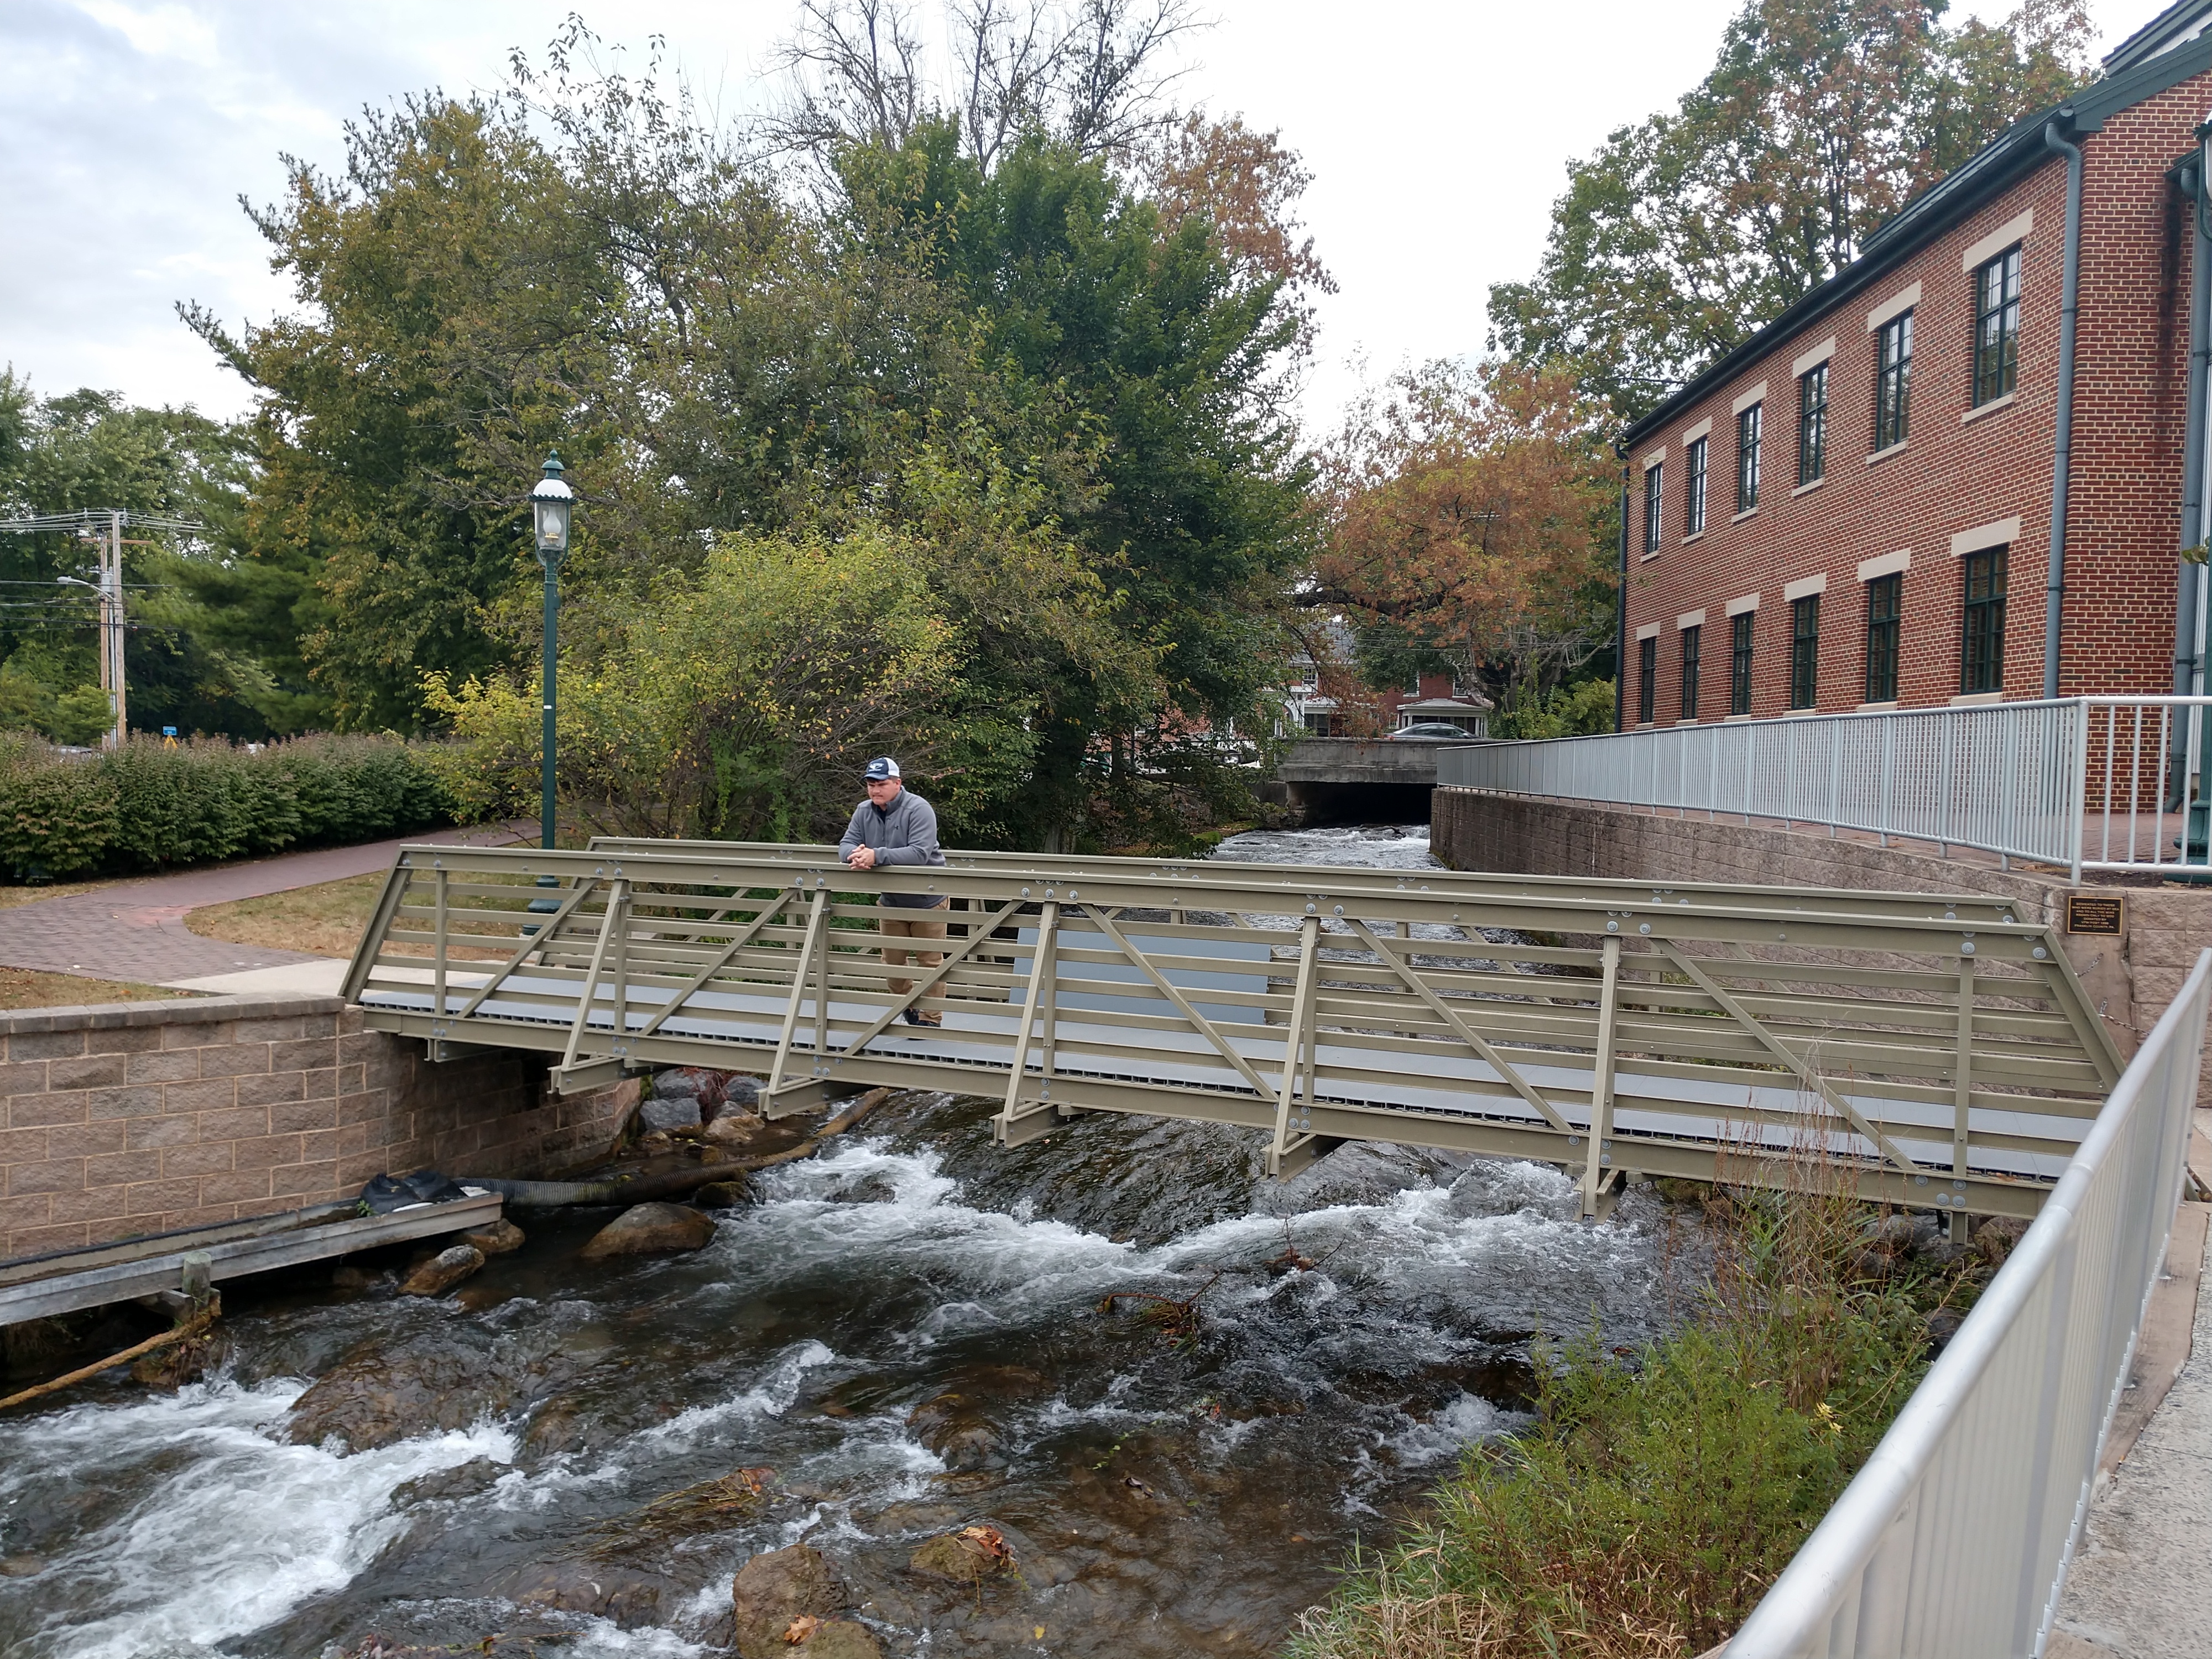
[2051,1110,2212,1658]
[0,822,527,995]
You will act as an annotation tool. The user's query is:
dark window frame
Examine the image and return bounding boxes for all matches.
[1730,611,1754,716]
[1864,572,1901,704]
[1643,462,1663,554]
[1680,624,1702,721]
[1736,403,1761,513]
[1961,545,2008,695]
[1636,635,1658,724]
[1684,437,1708,536]
[1790,594,1820,710]
[1876,310,1912,451]
[1974,246,2021,407]
[1798,362,1829,486]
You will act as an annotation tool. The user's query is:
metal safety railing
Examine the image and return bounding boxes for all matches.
[345,841,2122,1219]
[1439,696,2212,883]
[1726,947,2211,1658]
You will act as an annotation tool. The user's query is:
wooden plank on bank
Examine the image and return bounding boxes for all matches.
[0,1201,359,1288]
[0,1193,503,1326]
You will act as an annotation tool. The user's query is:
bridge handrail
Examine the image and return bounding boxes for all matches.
[1437,696,2212,882]
[1726,946,2212,1658]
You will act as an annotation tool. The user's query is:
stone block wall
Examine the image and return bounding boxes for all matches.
[1432,787,2212,1080]
[1,995,634,1262]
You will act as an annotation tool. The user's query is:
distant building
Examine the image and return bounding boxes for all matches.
[1618,1,2212,727]
[1386,672,1493,735]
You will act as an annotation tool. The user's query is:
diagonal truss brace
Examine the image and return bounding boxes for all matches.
[837,897,1026,1058]
[1079,905,1279,1100]
[559,880,630,1070]
[631,890,794,1040]
[997,900,1062,1138]
[768,889,831,1094]
[451,878,603,1021]
[1658,942,1921,1175]
[1349,919,1574,1133]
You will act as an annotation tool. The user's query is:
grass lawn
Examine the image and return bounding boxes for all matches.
[183,871,387,959]
[0,966,191,1010]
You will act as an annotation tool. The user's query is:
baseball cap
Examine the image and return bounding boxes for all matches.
[864,757,901,780]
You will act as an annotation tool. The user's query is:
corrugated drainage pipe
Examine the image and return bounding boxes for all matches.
[2045,117,2084,702]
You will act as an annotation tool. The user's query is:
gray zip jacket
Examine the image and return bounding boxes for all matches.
[837,789,945,907]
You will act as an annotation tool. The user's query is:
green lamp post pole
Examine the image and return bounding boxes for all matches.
[529,453,574,851]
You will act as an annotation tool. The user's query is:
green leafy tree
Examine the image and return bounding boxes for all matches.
[1489,0,2096,419]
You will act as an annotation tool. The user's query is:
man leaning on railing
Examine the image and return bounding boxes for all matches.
[838,757,950,1028]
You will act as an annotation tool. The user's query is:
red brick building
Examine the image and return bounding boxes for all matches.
[1618,2,2212,729]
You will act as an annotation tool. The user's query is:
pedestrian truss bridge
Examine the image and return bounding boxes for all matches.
[342,839,2123,1219]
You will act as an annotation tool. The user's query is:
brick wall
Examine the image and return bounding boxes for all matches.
[1623,66,2212,721]
[1432,786,2212,1086]
[0,995,634,1263]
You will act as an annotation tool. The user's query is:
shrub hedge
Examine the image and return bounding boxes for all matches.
[0,731,458,880]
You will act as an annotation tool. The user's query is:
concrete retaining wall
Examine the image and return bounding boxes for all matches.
[0,995,633,1262]
[1432,787,2212,1076]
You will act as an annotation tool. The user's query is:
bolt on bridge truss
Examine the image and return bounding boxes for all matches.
[343,842,2121,1220]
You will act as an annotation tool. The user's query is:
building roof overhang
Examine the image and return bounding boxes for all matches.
[1620,22,2212,451]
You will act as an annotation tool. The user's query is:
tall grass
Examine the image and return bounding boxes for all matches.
[1288,1166,1963,1659]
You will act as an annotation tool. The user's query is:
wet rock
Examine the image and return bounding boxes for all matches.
[703,1109,766,1151]
[833,1173,899,1205]
[696,1178,755,1209]
[640,1095,703,1133]
[393,1456,507,1504]
[400,1244,484,1297]
[732,1543,847,1658]
[497,1559,682,1627]
[286,1327,582,1452]
[580,1202,717,1258]
[792,1619,883,1657]
[635,1130,678,1156]
[331,1262,394,1292]
[907,1392,1005,1470]
[460,1217,526,1255]
[0,1554,46,1578]
[909,1525,1017,1581]
[1913,1237,1970,1270]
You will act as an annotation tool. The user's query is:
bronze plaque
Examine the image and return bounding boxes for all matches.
[2065,894,2125,936]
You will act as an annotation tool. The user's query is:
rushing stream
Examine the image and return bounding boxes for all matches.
[0,826,1692,1659]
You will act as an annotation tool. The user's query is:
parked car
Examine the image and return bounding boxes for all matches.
[1387,723,1478,741]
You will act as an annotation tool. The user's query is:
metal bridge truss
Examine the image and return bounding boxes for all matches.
[342,842,2122,1220]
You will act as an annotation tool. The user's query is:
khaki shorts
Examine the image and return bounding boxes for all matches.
[880,898,950,1022]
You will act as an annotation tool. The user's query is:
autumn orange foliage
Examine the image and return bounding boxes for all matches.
[1316,363,1618,702]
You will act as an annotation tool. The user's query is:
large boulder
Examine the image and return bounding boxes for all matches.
[399,1245,483,1297]
[460,1217,525,1255]
[906,1393,1004,1471]
[286,1328,583,1452]
[732,1543,847,1658]
[580,1203,717,1259]
[495,1560,684,1628]
[696,1178,755,1209]
[639,1095,703,1134]
[786,1621,881,1657]
[702,1109,766,1151]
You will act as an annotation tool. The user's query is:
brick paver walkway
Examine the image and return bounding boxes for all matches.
[0,823,528,985]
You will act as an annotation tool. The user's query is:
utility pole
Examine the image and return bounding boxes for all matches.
[0,508,202,748]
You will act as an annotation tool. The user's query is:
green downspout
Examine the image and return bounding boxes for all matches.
[1614,455,1630,732]
[2043,116,2084,704]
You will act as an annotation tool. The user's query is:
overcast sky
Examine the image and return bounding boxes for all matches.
[0,0,2157,440]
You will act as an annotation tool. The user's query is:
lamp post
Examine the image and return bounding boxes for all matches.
[530,452,574,851]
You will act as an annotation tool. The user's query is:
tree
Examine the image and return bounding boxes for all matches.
[0,373,284,742]
[1489,0,2096,419]
[1313,361,1619,719]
